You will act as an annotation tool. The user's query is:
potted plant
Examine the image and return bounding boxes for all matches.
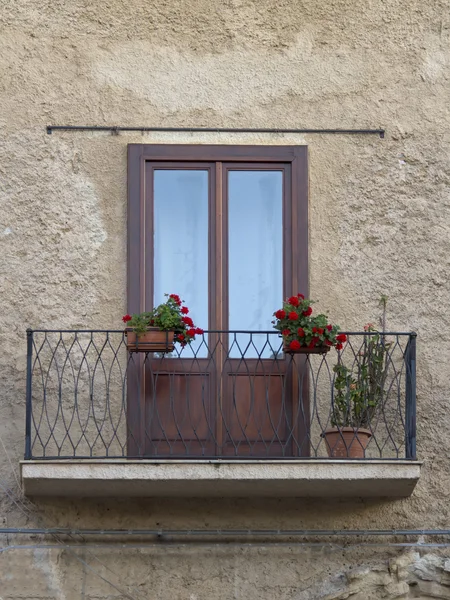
[272,294,345,354]
[122,294,203,353]
[324,322,391,458]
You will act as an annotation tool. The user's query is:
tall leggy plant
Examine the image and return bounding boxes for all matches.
[331,296,391,428]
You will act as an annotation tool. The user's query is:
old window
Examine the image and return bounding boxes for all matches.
[128,145,308,332]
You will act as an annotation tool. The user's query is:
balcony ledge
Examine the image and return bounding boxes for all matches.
[21,459,421,498]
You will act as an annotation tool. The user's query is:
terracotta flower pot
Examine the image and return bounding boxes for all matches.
[125,327,175,353]
[283,344,331,355]
[323,427,372,458]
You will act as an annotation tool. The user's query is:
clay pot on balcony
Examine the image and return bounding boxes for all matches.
[322,427,372,458]
[125,328,175,353]
[283,344,331,355]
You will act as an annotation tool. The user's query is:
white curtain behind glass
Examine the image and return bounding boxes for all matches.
[228,171,283,358]
[153,170,208,356]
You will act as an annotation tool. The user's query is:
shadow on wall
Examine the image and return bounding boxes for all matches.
[33,495,404,529]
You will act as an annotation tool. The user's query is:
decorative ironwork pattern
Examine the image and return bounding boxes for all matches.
[25,330,416,460]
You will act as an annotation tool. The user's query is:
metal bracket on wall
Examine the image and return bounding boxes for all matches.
[46,125,385,138]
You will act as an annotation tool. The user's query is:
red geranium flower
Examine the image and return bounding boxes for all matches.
[288,311,298,321]
[182,316,194,327]
[336,342,343,351]
[282,329,290,336]
[275,309,286,320]
[195,327,204,335]
[326,324,332,331]
[178,334,185,341]
[297,327,305,337]
[289,340,302,351]
[302,307,313,316]
[122,314,132,323]
[288,296,299,307]
[312,326,318,333]
[187,328,196,337]
[318,328,324,335]
[336,333,347,343]
[181,306,189,314]
[297,293,305,299]
[169,294,182,306]
[324,339,332,346]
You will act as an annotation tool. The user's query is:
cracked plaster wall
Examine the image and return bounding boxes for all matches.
[0,0,450,597]
[2,546,450,599]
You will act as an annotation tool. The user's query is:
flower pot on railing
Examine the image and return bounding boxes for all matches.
[122,293,203,354]
[125,327,175,353]
[322,427,372,458]
[272,294,346,355]
[283,342,330,355]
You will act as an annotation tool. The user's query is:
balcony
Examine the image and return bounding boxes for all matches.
[21,330,421,497]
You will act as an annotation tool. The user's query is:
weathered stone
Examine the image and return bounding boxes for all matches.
[295,553,450,600]
[383,581,410,598]
[412,554,445,582]
[414,580,450,599]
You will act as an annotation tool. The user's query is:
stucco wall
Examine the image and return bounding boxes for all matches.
[1,545,450,599]
[1,0,450,597]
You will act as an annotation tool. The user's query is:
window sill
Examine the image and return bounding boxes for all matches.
[21,459,421,498]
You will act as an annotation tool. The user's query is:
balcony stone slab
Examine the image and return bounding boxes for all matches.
[21,459,421,498]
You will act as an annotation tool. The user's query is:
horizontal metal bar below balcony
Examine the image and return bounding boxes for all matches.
[20,459,421,498]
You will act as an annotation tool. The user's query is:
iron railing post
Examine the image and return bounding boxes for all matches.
[25,328,33,460]
[405,332,417,459]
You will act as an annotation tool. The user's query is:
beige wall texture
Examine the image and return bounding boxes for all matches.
[1,0,450,598]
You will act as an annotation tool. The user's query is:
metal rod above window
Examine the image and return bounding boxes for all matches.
[46,125,385,138]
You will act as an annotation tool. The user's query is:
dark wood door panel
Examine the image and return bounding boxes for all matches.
[223,374,289,440]
[221,363,293,456]
[145,369,215,456]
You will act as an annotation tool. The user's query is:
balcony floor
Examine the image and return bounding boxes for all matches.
[21,459,421,498]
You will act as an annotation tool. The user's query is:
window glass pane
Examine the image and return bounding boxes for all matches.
[154,170,208,357]
[228,170,283,359]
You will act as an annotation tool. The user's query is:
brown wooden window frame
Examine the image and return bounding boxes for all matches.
[127,144,309,318]
[127,144,309,458]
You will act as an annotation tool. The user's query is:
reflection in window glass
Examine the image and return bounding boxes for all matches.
[154,170,208,357]
[228,171,283,358]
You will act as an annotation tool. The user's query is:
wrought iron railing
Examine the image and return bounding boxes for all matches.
[25,330,416,460]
